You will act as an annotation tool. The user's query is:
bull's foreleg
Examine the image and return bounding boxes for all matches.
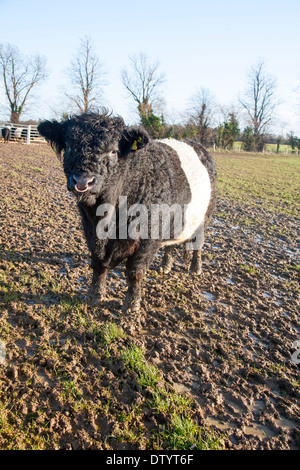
[87,265,107,306]
[123,241,160,313]
[123,268,144,313]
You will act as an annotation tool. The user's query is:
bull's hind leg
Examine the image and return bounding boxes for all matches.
[184,248,192,268]
[160,246,174,274]
[187,223,204,275]
[190,249,202,275]
[87,266,107,306]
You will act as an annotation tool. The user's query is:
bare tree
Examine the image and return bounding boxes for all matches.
[0,43,47,123]
[65,37,106,113]
[121,53,166,120]
[186,88,216,146]
[239,60,277,151]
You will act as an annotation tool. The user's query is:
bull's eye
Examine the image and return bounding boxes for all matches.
[110,150,118,156]
[65,144,71,154]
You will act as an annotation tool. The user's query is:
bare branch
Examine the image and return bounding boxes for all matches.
[64,36,106,113]
[121,53,166,119]
[186,88,216,146]
[239,60,278,150]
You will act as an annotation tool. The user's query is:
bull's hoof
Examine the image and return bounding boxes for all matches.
[190,264,202,276]
[159,265,172,275]
[122,295,141,314]
[86,290,105,307]
[126,306,140,314]
[159,259,174,275]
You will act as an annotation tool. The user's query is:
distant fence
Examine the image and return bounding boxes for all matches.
[213,141,299,155]
[0,122,46,144]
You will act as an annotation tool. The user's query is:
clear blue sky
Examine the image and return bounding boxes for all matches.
[0,0,299,135]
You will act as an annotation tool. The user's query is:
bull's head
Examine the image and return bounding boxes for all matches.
[38,112,150,204]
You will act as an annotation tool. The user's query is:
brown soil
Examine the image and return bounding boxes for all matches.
[0,143,299,450]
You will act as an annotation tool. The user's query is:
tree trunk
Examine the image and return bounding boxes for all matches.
[10,111,20,123]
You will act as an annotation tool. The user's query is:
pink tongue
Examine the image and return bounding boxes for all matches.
[75,184,89,193]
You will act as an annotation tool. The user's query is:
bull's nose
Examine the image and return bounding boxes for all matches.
[72,175,97,193]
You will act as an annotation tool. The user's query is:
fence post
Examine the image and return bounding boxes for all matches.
[26,125,31,144]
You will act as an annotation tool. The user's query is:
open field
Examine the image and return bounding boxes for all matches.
[0,143,299,450]
[214,150,299,217]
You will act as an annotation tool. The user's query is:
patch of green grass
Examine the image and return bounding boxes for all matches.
[121,344,161,389]
[0,401,52,450]
[101,322,125,345]
[120,344,224,450]
[151,386,192,415]
[29,166,43,172]
[60,378,83,400]
[157,415,223,450]
[240,264,259,276]
[112,404,147,445]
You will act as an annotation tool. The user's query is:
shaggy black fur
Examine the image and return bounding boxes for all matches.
[38,112,216,313]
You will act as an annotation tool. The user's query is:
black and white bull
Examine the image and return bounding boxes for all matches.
[38,112,217,313]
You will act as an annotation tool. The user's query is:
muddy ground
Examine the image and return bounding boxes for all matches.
[0,143,299,450]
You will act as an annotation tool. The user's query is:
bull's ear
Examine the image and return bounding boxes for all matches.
[119,126,150,156]
[38,120,66,157]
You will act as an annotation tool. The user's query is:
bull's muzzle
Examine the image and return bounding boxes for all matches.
[72,175,97,193]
